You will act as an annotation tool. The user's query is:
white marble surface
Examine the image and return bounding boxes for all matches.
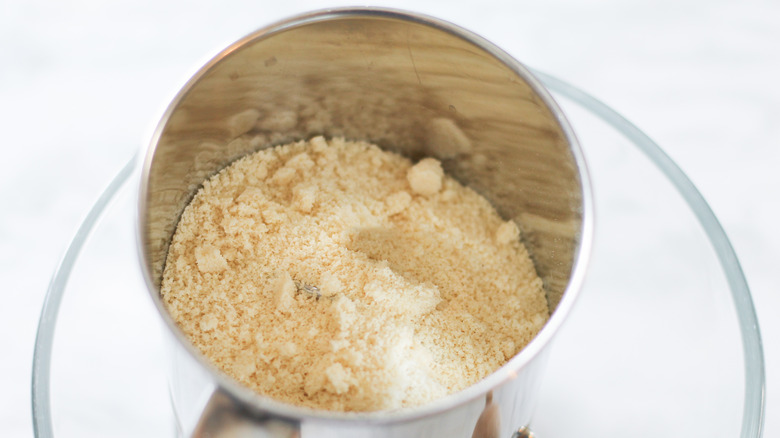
[2,0,778,437]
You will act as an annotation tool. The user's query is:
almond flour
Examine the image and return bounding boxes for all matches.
[160,136,548,412]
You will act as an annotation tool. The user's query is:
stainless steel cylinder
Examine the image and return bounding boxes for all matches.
[138,7,592,438]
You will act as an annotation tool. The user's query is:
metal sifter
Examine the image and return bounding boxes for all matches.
[137,7,593,438]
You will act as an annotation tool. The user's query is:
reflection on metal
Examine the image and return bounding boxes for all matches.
[471,391,501,438]
[192,389,300,438]
[511,426,535,438]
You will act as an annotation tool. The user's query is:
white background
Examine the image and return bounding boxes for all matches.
[1,0,777,437]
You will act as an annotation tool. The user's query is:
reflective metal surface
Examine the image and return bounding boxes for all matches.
[138,7,592,437]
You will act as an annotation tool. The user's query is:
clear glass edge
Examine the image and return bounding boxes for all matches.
[31,152,141,438]
[30,73,765,438]
[533,69,766,438]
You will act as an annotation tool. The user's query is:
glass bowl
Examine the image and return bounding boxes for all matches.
[32,73,764,438]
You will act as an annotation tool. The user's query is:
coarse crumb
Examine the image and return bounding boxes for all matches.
[161,137,548,412]
[406,158,443,196]
[227,109,261,137]
[385,191,412,215]
[495,220,521,245]
[425,117,472,159]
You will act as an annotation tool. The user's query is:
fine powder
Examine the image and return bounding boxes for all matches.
[161,137,549,412]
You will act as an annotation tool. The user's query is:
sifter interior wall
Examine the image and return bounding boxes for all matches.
[140,12,584,315]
